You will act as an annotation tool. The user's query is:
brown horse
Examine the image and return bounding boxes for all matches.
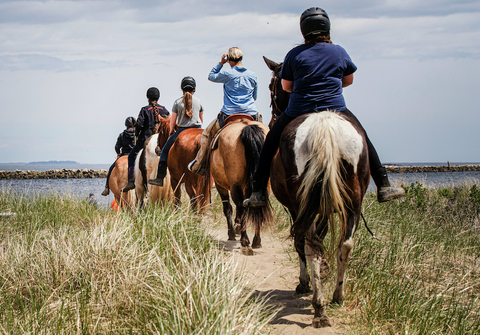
[109,155,136,210]
[168,128,211,211]
[135,116,174,209]
[204,118,273,255]
[264,57,371,328]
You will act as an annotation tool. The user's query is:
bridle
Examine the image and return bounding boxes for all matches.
[269,75,284,124]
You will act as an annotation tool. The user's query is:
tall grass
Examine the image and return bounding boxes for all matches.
[0,190,275,334]
[347,182,480,334]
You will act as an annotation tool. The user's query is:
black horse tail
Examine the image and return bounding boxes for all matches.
[240,124,275,230]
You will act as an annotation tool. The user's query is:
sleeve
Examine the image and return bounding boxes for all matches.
[171,100,179,114]
[114,133,122,154]
[135,108,145,136]
[208,63,230,83]
[279,50,295,81]
[341,47,357,76]
[253,79,258,101]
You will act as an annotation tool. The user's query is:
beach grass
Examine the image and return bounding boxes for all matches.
[0,190,275,334]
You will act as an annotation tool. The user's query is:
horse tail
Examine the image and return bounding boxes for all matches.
[293,113,351,250]
[240,124,274,230]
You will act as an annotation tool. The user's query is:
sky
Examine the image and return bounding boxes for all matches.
[1,0,479,164]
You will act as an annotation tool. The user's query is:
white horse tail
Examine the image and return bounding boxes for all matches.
[295,112,363,246]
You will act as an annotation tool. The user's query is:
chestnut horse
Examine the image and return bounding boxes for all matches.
[135,117,174,209]
[108,155,136,210]
[168,128,211,211]
[264,57,370,328]
[204,118,273,255]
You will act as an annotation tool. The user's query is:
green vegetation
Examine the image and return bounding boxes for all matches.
[345,182,480,334]
[0,190,275,334]
[1,182,480,334]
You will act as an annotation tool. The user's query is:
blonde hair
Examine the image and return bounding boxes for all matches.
[227,47,243,62]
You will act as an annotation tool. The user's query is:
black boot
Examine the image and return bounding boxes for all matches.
[148,161,168,187]
[101,184,110,196]
[122,166,135,192]
[243,179,267,208]
[372,166,405,203]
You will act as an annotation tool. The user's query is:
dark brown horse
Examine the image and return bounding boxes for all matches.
[168,128,211,211]
[264,57,371,328]
[204,118,273,255]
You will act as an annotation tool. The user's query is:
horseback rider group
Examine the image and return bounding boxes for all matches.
[104,7,404,205]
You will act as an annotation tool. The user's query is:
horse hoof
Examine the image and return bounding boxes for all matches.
[241,246,254,256]
[295,283,311,294]
[252,243,262,249]
[228,235,236,241]
[312,316,331,328]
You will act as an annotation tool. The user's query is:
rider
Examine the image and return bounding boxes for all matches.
[244,7,405,207]
[148,76,204,186]
[188,47,260,175]
[122,87,170,192]
[101,116,136,196]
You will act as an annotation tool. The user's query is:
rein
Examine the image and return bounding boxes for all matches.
[269,76,283,123]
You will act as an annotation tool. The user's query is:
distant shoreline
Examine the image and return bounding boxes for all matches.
[1,165,480,180]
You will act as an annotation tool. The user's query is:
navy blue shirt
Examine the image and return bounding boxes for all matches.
[280,42,357,117]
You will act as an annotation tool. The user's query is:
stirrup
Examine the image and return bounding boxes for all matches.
[148,178,164,187]
[377,186,405,203]
[188,160,206,175]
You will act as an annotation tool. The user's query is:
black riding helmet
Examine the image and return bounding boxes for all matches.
[125,116,136,128]
[300,7,330,38]
[146,87,160,101]
[181,76,196,91]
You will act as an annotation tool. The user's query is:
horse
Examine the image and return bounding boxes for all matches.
[108,155,136,210]
[167,128,211,211]
[264,56,371,328]
[135,116,174,209]
[203,116,274,255]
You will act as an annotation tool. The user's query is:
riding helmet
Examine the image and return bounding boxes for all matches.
[300,7,330,38]
[181,76,196,91]
[146,87,160,101]
[125,116,136,128]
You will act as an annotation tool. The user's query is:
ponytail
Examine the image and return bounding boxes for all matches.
[182,91,193,118]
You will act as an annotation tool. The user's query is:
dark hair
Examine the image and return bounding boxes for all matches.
[305,33,332,44]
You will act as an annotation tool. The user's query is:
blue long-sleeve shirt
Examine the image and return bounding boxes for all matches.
[208,63,258,116]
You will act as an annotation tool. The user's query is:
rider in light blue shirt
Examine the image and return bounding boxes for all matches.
[188,47,260,175]
[208,63,258,116]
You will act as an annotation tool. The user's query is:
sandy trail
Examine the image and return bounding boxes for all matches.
[209,227,349,335]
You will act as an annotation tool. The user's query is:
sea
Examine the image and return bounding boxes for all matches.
[1,162,480,209]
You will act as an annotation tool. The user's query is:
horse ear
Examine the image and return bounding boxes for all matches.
[263,56,281,72]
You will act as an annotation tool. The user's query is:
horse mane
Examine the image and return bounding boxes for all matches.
[156,116,172,150]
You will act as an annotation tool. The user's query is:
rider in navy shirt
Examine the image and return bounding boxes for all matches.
[244,7,405,207]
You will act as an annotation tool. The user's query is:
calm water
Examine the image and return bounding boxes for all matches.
[1,170,480,210]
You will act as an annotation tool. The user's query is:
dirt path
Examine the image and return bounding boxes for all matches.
[208,227,350,335]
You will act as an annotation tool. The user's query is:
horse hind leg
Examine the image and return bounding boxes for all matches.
[332,210,359,304]
[305,228,331,328]
[217,185,236,241]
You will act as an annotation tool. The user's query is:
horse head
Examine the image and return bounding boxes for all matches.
[263,56,290,128]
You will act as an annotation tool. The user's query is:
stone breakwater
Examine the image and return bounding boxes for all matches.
[0,169,108,180]
[1,165,479,180]
[386,165,480,173]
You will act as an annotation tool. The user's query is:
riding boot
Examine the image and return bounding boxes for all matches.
[188,117,220,175]
[122,167,135,192]
[101,183,110,196]
[148,161,168,187]
[372,166,405,203]
[243,178,268,208]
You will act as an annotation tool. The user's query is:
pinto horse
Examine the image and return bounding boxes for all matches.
[264,57,370,328]
[135,116,174,209]
[109,155,136,210]
[204,117,273,255]
[168,128,211,211]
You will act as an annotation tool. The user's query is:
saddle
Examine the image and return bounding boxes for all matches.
[211,113,255,151]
